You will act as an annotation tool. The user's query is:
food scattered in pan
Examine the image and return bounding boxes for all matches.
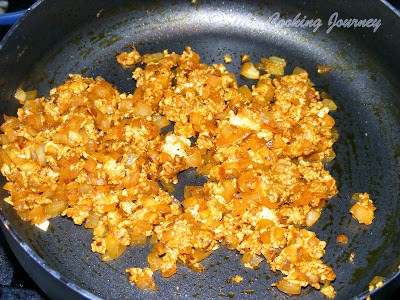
[337,233,349,244]
[368,275,385,292]
[231,275,243,283]
[317,65,334,74]
[240,53,250,63]
[240,61,260,79]
[0,46,376,298]
[350,193,376,225]
[223,53,232,64]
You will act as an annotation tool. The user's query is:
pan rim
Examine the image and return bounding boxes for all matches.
[382,0,400,17]
[0,0,399,299]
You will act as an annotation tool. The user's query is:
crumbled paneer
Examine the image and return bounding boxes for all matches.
[0,46,350,297]
[162,134,190,158]
[126,267,157,291]
[116,46,141,67]
[321,284,336,298]
[350,193,376,225]
[224,54,232,64]
[241,53,250,63]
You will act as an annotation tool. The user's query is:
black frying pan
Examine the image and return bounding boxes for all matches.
[0,1,399,299]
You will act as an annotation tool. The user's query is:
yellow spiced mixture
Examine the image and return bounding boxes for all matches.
[1,46,375,298]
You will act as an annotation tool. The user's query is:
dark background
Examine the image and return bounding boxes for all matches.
[0,1,399,300]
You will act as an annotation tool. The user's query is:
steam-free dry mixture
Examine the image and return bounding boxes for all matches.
[0,46,376,298]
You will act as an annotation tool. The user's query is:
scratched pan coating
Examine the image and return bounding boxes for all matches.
[0,0,399,299]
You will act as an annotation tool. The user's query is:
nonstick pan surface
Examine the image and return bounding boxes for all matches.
[0,1,399,299]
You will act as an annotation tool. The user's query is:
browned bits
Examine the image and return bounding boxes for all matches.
[337,233,349,244]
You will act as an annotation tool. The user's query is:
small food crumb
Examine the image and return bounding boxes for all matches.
[318,65,333,74]
[322,99,337,111]
[224,54,232,64]
[116,46,141,67]
[260,56,286,76]
[232,275,243,283]
[240,62,260,79]
[349,252,355,263]
[241,53,250,63]
[321,284,336,299]
[126,267,157,291]
[337,233,348,244]
[368,276,385,292]
[96,9,104,18]
[350,193,376,225]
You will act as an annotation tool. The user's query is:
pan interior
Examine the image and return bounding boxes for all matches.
[0,1,399,299]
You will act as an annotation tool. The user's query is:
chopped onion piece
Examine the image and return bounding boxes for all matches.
[292,66,307,74]
[153,114,171,129]
[268,56,286,67]
[276,279,301,295]
[318,65,333,74]
[133,101,153,117]
[322,99,337,111]
[142,52,164,64]
[240,62,260,79]
[350,203,374,225]
[241,54,250,63]
[125,153,137,166]
[224,54,232,63]
[306,209,321,227]
[14,87,37,103]
[322,150,336,163]
[35,220,50,231]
